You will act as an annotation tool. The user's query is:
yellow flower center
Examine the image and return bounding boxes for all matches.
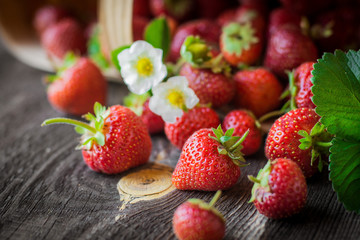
[167,90,185,108]
[136,57,153,77]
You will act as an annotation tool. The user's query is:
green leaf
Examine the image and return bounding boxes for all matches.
[144,17,170,58]
[111,45,131,71]
[124,92,150,116]
[312,50,360,141]
[329,137,360,213]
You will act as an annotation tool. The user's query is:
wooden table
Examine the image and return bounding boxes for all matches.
[0,40,359,240]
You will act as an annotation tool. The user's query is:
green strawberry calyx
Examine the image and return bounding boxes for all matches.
[248,161,272,203]
[124,92,151,116]
[180,35,231,76]
[187,190,225,222]
[221,22,258,57]
[41,102,110,150]
[209,125,249,167]
[46,52,79,84]
[298,122,333,171]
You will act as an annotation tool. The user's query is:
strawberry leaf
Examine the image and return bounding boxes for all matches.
[144,17,170,58]
[329,137,360,213]
[111,45,131,71]
[312,50,360,141]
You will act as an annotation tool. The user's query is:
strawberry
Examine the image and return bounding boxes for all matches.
[172,126,248,191]
[265,108,332,178]
[180,63,235,108]
[268,8,302,36]
[217,9,237,27]
[165,106,220,149]
[149,0,194,22]
[41,18,87,60]
[46,54,107,116]
[33,5,69,34]
[279,0,332,15]
[173,191,225,240]
[222,110,262,156]
[169,19,221,62]
[248,158,307,219]
[124,93,164,134]
[219,6,265,66]
[264,25,317,79]
[293,62,316,109]
[233,68,283,118]
[42,102,152,174]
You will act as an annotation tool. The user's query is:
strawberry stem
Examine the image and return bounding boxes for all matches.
[315,141,332,148]
[209,190,222,207]
[258,110,285,123]
[41,118,97,134]
[248,175,261,184]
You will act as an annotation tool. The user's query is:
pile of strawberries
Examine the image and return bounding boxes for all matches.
[37,0,359,239]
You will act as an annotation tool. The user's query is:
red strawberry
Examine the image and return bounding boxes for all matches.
[165,106,220,149]
[169,19,221,62]
[293,62,316,109]
[33,5,69,34]
[279,0,332,15]
[268,8,302,36]
[41,18,87,59]
[180,63,235,108]
[173,191,225,240]
[265,108,332,178]
[149,0,194,22]
[233,68,283,118]
[248,158,307,219]
[172,126,248,191]
[42,102,152,174]
[222,110,261,155]
[264,25,317,79]
[217,9,237,27]
[46,55,107,116]
[124,93,164,134]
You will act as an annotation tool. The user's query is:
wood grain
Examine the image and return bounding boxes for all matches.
[0,41,359,240]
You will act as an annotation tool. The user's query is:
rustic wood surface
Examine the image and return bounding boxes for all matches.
[0,40,359,240]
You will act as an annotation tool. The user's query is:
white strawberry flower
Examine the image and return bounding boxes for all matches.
[149,76,199,123]
[117,40,167,94]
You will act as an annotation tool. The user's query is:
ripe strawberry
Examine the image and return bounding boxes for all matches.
[268,8,302,36]
[33,5,69,34]
[42,102,152,174]
[233,68,283,118]
[216,9,237,27]
[149,0,194,22]
[248,158,307,219]
[264,25,317,79]
[172,126,249,191]
[196,0,229,19]
[265,108,332,178]
[180,63,235,108]
[46,54,107,116]
[293,62,316,109]
[222,110,261,156]
[173,191,225,240]
[41,18,87,60]
[165,107,220,149]
[169,19,221,62]
[279,0,332,15]
[124,93,164,134]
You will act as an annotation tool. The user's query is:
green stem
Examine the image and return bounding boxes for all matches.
[209,190,222,207]
[229,129,249,151]
[258,110,286,123]
[41,118,97,134]
[248,175,261,184]
[315,141,332,148]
